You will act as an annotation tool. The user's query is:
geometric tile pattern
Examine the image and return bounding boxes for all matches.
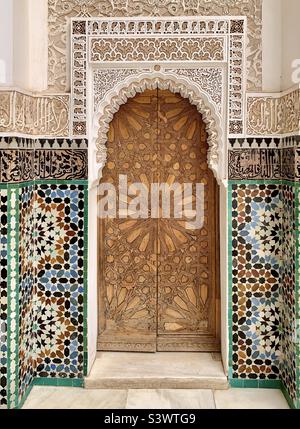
[280,184,297,406]
[0,182,88,409]
[0,188,8,408]
[18,185,36,403]
[229,183,282,381]
[297,188,300,410]
[35,184,87,380]
[0,132,89,410]
[7,187,19,409]
[0,131,299,412]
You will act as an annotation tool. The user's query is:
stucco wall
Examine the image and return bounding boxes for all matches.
[0,0,13,85]
[282,0,300,90]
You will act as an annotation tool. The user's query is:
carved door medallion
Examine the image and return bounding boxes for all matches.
[98,89,220,352]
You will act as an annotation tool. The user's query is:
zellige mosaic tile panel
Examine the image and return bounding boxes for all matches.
[230,183,282,381]
[280,184,297,406]
[0,188,8,408]
[18,185,36,403]
[35,184,87,380]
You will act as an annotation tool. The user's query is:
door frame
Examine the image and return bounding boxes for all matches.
[96,89,222,353]
[86,72,228,376]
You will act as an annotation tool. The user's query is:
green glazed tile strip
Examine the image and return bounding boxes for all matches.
[227,184,233,378]
[33,378,84,387]
[14,187,20,409]
[6,188,12,409]
[230,379,282,389]
[34,179,88,186]
[7,186,20,409]
[295,187,300,409]
[260,380,282,389]
[228,180,282,186]
[229,379,244,388]
[83,184,89,377]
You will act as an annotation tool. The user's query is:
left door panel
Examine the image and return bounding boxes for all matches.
[98,90,159,352]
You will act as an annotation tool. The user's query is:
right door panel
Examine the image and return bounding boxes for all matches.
[156,90,220,351]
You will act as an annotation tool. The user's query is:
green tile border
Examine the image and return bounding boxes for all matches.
[7,186,20,409]
[33,378,84,387]
[229,379,282,389]
[0,180,88,187]
[295,187,300,409]
[227,184,233,380]
[83,184,89,377]
[228,180,283,186]
[6,188,12,409]
[34,180,88,186]
[228,180,300,187]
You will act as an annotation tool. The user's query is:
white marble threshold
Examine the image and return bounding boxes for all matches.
[22,386,290,409]
[85,352,228,390]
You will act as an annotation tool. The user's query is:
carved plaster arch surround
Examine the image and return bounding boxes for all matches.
[91,71,225,186]
[88,71,228,371]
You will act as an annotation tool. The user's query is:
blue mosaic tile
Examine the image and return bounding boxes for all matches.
[0,189,8,408]
[35,184,86,380]
[230,184,282,380]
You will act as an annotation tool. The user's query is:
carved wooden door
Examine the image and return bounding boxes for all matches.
[98,89,220,352]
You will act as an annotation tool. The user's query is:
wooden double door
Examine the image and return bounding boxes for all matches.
[98,89,220,352]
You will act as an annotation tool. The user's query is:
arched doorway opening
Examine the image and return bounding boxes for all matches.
[97,89,220,352]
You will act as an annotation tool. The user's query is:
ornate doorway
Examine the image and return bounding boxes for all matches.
[98,89,220,352]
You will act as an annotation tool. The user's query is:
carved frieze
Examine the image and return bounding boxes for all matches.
[0,92,14,131]
[247,88,300,136]
[94,73,222,182]
[94,69,146,111]
[0,137,88,183]
[228,142,300,181]
[0,90,70,137]
[228,148,282,180]
[48,0,262,92]
[72,16,245,144]
[229,137,281,149]
[167,68,223,113]
[94,67,224,114]
[90,36,225,62]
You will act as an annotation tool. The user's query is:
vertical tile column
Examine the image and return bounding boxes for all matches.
[228,182,282,387]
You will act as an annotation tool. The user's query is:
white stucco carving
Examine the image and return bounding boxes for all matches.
[90,71,224,186]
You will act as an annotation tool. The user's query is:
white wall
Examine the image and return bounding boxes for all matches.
[0,0,13,85]
[13,0,48,91]
[13,0,29,88]
[28,0,48,91]
[281,0,300,90]
[262,0,282,92]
